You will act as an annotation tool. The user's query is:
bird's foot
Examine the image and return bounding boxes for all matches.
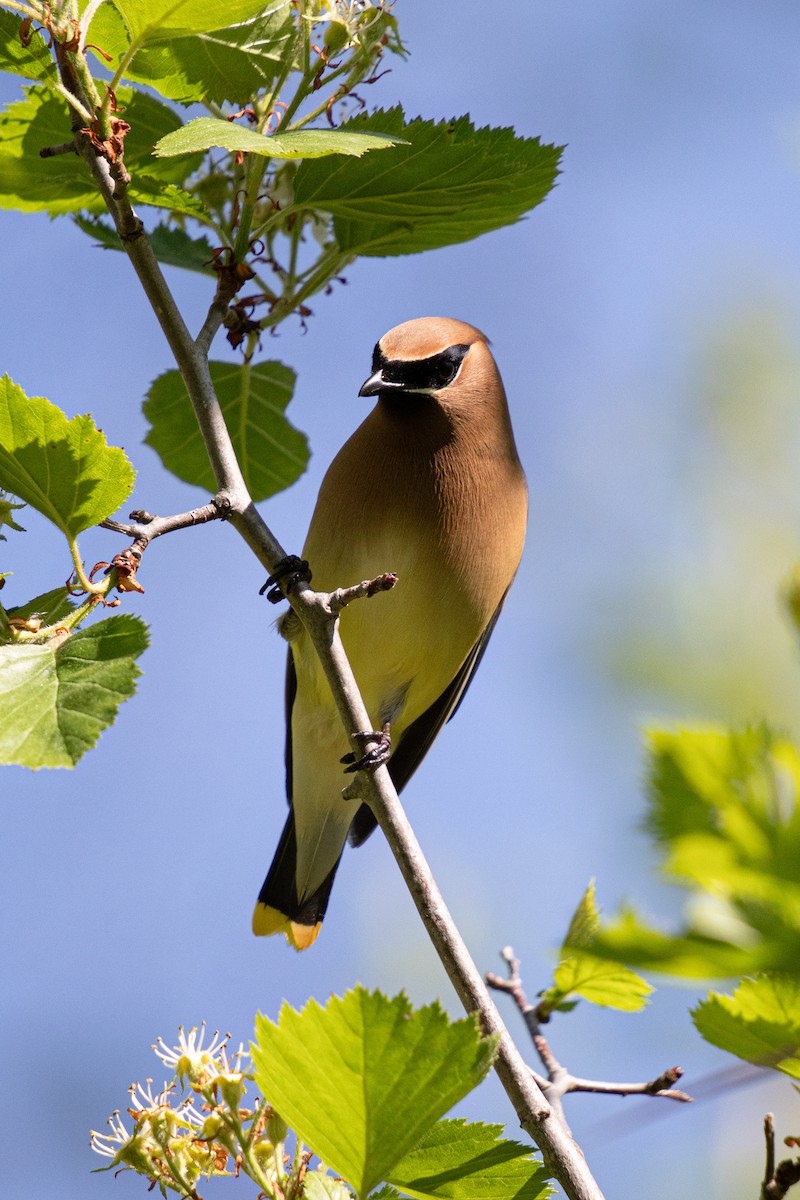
[259,555,312,603]
[341,723,392,773]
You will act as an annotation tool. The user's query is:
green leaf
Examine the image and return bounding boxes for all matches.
[88,2,295,106]
[692,975,800,1079]
[144,361,308,501]
[112,0,272,42]
[590,904,760,980]
[154,116,403,161]
[0,614,148,768]
[386,1120,552,1200]
[304,1173,354,1200]
[550,952,652,1012]
[292,107,563,257]
[0,86,204,216]
[590,726,800,981]
[6,587,73,626]
[0,9,57,82]
[252,988,498,1199]
[74,215,215,273]
[562,880,600,949]
[0,375,135,537]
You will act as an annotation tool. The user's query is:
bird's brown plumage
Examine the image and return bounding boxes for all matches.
[253,317,527,948]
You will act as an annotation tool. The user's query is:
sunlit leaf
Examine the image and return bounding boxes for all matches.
[293,107,563,257]
[154,116,403,160]
[0,614,148,768]
[88,1,295,106]
[0,9,56,82]
[252,989,498,1198]
[0,375,135,537]
[693,975,800,1079]
[387,1120,552,1200]
[0,86,203,216]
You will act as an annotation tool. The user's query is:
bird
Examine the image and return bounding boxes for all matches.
[252,316,528,949]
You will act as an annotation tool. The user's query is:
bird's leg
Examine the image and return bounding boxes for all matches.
[340,722,392,772]
[259,555,313,603]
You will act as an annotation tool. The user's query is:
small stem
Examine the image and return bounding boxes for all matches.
[68,536,105,594]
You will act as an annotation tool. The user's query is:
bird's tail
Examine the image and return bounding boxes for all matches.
[252,810,342,950]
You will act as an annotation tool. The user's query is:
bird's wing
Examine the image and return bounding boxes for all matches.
[348,589,510,846]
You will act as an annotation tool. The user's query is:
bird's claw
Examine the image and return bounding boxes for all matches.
[341,724,392,773]
[260,555,312,603]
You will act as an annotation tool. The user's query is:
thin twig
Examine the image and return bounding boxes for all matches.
[487,946,693,1111]
[762,1113,800,1199]
[101,502,225,547]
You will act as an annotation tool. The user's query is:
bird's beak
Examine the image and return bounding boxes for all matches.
[358,370,405,397]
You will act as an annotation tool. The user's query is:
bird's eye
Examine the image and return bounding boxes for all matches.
[434,358,459,387]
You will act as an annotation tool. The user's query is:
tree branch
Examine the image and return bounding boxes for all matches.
[762,1114,800,1200]
[54,60,608,1200]
[487,946,693,1113]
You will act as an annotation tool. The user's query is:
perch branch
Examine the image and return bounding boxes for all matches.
[53,59,607,1200]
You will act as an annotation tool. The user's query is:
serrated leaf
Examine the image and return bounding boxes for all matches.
[386,1120,552,1200]
[0,614,148,768]
[304,1173,354,1200]
[112,0,271,42]
[0,86,203,216]
[0,375,135,537]
[154,116,403,161]
[562,880,600,950]
[292,107,563,257]
[6,587,73,625]
[74,215,215,273]
[252,989,498,1199]
[89,2,295,106]
[0,9,57,82]
[551,952,652,1012]
[144,361,307,500]
[692,975,800,1078]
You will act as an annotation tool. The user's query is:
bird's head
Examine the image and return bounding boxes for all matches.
[358,317,496,407]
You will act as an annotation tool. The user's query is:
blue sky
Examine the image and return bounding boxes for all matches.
[2,2,800,1197]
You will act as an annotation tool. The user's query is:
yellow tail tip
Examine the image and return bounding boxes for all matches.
[252,904,322,950]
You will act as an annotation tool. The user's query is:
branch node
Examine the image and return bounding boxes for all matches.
[329,572,398,614]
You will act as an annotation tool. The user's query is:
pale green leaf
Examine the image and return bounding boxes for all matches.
[112,0,271,42]
[154,116,403,160]
[0,375,135,537]
[0,86,203,216]
[387,1120,552,1200]
[5,587,73,625]
[0,9,57,82]
[252,989,498,1199]
[0,614,148,768]
[292,107,563,257]
[143,361,308,501]
[552,952,652,1012]
[88,1,295,106]
[562,880,600,950]
[692,975,800,1078]
[304,1173,354,1200]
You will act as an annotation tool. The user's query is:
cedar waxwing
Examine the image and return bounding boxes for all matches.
[253,317,528,948]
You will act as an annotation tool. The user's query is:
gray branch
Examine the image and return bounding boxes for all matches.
[56,60,607,1200]
[487,946,693,1114]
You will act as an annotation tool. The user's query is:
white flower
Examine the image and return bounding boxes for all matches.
[153,1024,232,1084]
